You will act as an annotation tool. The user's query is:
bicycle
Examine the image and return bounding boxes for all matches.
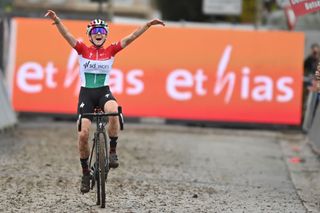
[78,106,124,208]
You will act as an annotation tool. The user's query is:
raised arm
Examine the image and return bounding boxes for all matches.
[120,19,165,49]
[45,10,77,48]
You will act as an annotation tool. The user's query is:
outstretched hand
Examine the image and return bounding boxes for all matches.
[45,10,58,21]
[147,19,165,27]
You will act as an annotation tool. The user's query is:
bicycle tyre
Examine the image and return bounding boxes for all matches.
[98,132,107,208]
[95,134,101,206]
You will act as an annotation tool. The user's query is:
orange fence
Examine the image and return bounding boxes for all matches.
[9,17,304,124]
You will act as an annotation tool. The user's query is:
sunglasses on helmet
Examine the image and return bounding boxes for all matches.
[90,27,107,35]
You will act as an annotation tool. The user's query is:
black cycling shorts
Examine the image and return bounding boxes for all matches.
[77,86,116,121]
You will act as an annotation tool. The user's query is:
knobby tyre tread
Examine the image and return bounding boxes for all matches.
[99,132,106,208]
[95,134,101,206]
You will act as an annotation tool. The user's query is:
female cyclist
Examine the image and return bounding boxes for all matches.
[45,10,165,193]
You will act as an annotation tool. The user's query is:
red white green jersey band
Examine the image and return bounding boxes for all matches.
[74,41,123,88]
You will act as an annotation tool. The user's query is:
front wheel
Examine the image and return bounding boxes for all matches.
[98,132,107,208]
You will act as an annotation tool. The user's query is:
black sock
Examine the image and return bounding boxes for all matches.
[109,136,118,153]
[80,158,90,174]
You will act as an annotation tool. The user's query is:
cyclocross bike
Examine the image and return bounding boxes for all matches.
[78,106,124,208]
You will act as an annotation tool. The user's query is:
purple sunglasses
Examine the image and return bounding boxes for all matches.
[90,27,107,35]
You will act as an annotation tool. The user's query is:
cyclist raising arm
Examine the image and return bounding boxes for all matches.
[45,10,165,194]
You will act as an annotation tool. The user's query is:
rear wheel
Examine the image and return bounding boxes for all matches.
[98,133,107,208]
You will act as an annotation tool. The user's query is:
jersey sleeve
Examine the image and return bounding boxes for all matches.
[109,41,123,56]
[74,41,86,55]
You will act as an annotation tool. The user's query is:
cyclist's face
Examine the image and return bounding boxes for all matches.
[90,28,107,46]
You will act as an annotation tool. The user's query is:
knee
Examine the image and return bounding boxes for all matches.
[105,101,118,113]
[111,108,118,114]
[109,106,118,113]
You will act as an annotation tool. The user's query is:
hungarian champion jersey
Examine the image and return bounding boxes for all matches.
[74,41,123,88]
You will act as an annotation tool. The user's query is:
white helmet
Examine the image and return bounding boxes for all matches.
[86,19,109,35]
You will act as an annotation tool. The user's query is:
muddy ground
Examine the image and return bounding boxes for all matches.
[0,120,319,213]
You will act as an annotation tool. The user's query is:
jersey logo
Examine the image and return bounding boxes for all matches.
[105,93,110,98]
[80,102,85,108]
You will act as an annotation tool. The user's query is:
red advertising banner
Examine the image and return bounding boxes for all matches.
[8,18,304,124]
[289,0,320,16]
